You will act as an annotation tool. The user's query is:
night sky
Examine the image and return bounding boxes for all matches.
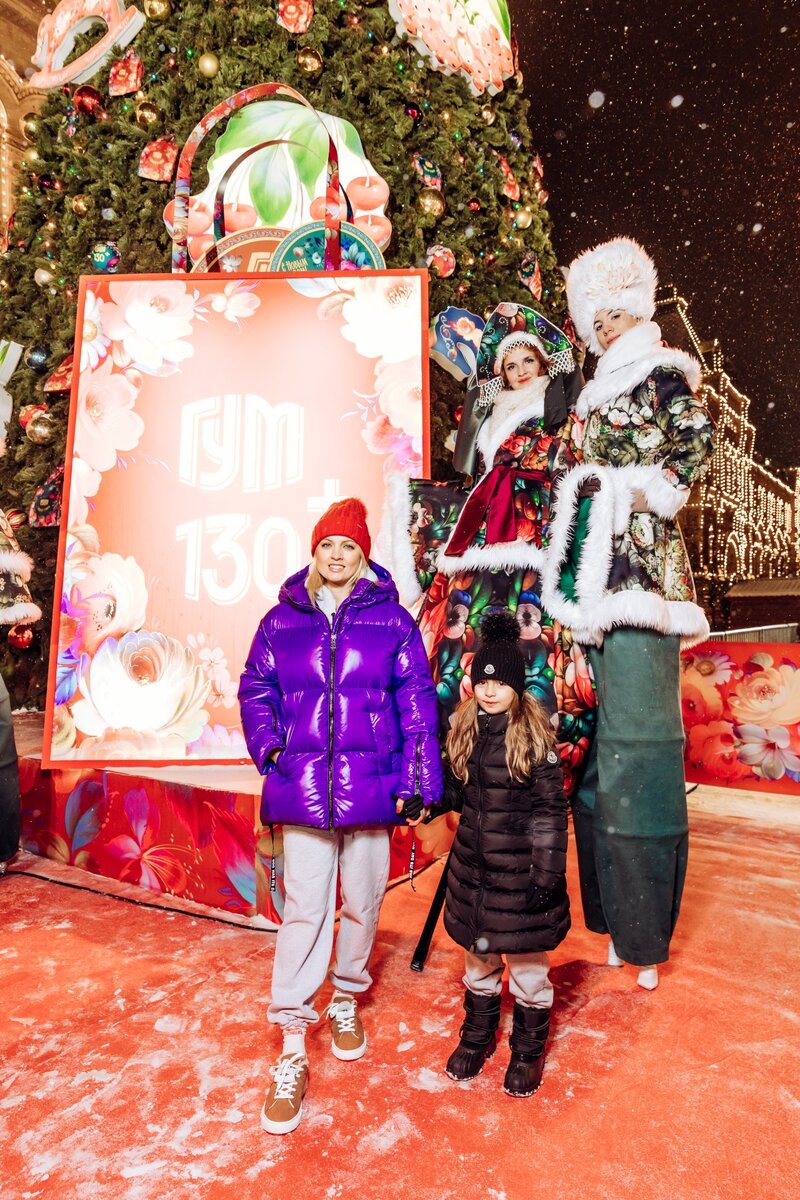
[513,1,797,470]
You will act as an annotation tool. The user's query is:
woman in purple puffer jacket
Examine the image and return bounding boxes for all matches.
[239,497,442,1136]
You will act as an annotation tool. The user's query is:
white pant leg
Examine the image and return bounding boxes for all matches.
[268,825,341,1029]
[463,949,505,997]
[329,828,391,995]
[506,951,553,1009]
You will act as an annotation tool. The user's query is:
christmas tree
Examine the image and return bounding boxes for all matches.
[0,0,563,707]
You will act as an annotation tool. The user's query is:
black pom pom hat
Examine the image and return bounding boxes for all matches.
[471,611,525,697]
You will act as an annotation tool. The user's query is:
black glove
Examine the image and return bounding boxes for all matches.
[398,794,425,822]
[577,475,601,498]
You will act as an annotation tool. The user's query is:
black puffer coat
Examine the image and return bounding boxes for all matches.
[443,711,570,955]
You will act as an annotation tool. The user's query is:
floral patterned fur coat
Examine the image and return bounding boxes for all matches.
[542,322,715,647]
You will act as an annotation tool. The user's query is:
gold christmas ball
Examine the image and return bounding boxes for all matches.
[25,410,57,445]
[144,0,172,20]
[135,99,163,129]
[416,187,446,218]
[480,105,496,126]
[513,206,533,230]
[21,111,39,141]
[26,148,41,165]
[198,52,220,78]
[71,194,89,216]
[296,47,323,77]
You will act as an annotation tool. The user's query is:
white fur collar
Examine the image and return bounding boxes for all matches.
[576,321,702,418]
[476,375,547,470]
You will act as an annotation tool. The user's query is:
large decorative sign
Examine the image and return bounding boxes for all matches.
[45,270,429,768]
[163,100,392,269]
[387,0,515,96]
[30,1,146,90]
[682,642,800,796]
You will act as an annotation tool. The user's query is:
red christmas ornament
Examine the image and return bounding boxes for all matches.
[109,48,143,97]
[468,197,482,213]
[44,354,74,393]
[19,403,47,429]
[277,0,315,35]
[4,508,27,530]
[7,623,35,651]
[404,101,422,124]
[138,135,179,182]
[73,85,105,119]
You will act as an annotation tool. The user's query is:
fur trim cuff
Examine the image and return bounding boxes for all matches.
[0,550,34,582]
[437,539,545,577]
[611,464,690,534]
[378,473,422,607]
[0,600,42,626]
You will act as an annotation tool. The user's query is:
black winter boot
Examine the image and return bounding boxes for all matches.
[445,991,502,1081]
[503,1003,550,1097]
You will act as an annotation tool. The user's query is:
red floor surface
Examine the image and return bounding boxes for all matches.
[2,811,799,1200]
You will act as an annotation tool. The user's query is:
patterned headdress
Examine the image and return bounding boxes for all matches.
[566,237,658,355]
[476,303,574,405]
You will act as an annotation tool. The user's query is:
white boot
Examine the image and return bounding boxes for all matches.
[607,939,625,968]
[637,966,659,991]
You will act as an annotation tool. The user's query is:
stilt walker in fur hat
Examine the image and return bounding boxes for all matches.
[382,303,596,800]
[0,509,41,870]
[542,238,716,988]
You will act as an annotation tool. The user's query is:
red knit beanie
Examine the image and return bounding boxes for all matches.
[311,498,371,561]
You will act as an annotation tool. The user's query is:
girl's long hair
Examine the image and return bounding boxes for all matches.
[305,552,369,601]
[446,691,555,784]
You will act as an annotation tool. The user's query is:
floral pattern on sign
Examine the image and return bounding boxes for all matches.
[388,0,515,96]
[682,645,800,792]
[56,279,262,762]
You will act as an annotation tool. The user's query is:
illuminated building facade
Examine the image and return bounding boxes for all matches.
[657,286,799,627]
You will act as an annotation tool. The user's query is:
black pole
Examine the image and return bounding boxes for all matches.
[410,853,451,972]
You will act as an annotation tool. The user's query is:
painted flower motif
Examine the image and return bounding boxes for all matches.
[606,408,630,428]
[71,631,210,743]
[67,457,102,528]
[79,290,110,372]
[374,356,424,439]
[634,428,663,450]
[516,600,542,641]
[340,277,421,363]
[734,724,800,781]
[459,651,475,701]
[563,641,595,709]
[683,650,735,687]
[208,665,238,709]
[66,552,148,656]
[686,720,753,782]
[106,787,188,891]
[74,730,187,759]
[102,280,197,374]
[188,723,248,757]
[361,416,422,477]
[728,661,800,728]
[392,0,514,95]
[52,704,77,754]
[207,281,261,323]
[681,666,724,730]
[74,356,143,473]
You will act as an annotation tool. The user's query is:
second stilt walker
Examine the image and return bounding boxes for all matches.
[543,238,716,989]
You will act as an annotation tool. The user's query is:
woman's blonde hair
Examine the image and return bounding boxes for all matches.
[446,691,555,784]
[305,551,369,601]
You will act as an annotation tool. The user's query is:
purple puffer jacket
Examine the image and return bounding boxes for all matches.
[238,562,443,829]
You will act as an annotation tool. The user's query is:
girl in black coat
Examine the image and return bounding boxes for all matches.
[443,612,570,1097]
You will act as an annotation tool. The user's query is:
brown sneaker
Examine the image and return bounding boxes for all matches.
[327,992,367,1061]
[260,1052,308,1134]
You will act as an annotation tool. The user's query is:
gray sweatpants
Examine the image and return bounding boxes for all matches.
[268,824,391,1029]
[463,949,553,1009]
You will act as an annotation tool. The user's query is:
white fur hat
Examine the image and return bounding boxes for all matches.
[566,237,658,354]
